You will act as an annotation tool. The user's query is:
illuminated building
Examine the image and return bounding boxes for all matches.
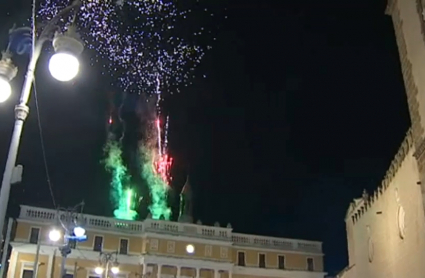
[336,0,425,277]
[6,204,326,278]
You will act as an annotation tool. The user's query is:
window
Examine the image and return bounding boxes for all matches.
[93,236,103,252]
[29,228,40,244]
[237,252,245,266]
[119,239,129,255]
[64,274,73,278]
[22,269,33,278]
[307,258,314,271]
[69,240,76,249]
[259,254,266,268]
[278,255,285,269]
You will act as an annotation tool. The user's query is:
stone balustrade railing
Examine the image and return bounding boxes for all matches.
[143,219,232,240]
[19,206,322,254]
[231,233,322,253]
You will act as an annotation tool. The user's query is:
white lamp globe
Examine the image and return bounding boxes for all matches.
[73,226,85,238]
[0,76,11,103]
[111,266,119,274]
[49,229,61,242]
[94,267,104,275]
[186,244,195,254]
[49,52,79,82]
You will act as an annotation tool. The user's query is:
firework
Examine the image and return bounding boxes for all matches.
[104,140,138,220]
[36,0,220,221]
[37,0,213,95]
[154,118,173,185]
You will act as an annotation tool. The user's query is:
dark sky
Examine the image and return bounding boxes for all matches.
[0,0,411,275]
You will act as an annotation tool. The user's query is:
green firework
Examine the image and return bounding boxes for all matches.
[140,146,171,220]
[104,140,138,220]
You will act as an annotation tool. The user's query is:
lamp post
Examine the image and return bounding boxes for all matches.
[32,227,62,278]
[95,252,120,278]
[0,0,84,245]
[55,203,87,278]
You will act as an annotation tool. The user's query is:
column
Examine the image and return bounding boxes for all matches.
[142,264,147,276]
[195,268,200,278]
[228,271,232,278]
[46,250,56,278]
[214,270,220,278]
[176,266,181,278]
[157,264,162,278]
[8,250,18,278]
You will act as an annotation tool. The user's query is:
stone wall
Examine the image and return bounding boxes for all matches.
[344,133,425,277]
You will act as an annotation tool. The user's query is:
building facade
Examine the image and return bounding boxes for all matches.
[338,130,425,278]
[7,205,326,278]
[336,0,425,277]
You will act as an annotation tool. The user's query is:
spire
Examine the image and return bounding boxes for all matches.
[178,175,193,223]
[181,175,192,197]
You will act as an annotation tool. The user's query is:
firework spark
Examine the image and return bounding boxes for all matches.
[37,0,213,95]
[154,117,173,185]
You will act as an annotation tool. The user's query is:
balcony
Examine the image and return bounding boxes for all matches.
[19,206,322,254]
[232,233,322,254]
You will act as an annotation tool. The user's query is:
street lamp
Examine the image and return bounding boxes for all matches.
[49,229,62,242]
[111,263,120,275]
[186,244,195,254]
[73,226,86,238]
[96,252,120,278]
[95,267,104,275]
[0,76,12,103]
[0,52,17,103]
[55,203,87,278]
[32,227,65,278]
[0,0,85,245]
[49,26,84,81]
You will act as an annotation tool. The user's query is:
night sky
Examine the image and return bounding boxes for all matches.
[0,0,411,275]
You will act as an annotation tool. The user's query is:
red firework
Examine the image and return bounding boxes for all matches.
[153,117,173,185]
[154,154,173,185]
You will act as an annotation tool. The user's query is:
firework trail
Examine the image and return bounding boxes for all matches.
[104,140,138,220]
[104,92,139,220]
[137,94,172,220]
